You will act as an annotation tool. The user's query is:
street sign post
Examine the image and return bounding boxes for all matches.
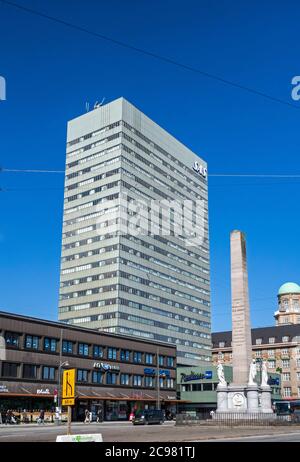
[62,368,76,435]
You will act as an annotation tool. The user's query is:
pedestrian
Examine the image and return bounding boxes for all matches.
[38,409,45,425]
[84,408,90,424]
[96,408,103,423]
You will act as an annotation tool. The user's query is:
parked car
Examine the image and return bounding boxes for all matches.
[132,409,165,425]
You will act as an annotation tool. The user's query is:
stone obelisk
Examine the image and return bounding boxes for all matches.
[230,230,253,385]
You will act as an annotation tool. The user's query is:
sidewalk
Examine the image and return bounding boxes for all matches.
[0,420,134,428]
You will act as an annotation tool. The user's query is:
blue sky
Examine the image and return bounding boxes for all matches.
[0,0,299,332]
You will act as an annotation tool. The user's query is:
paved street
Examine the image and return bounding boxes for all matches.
[1,421,300,442]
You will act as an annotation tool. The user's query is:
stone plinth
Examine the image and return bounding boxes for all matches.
[260,386,273,414]
[216,385,228,412]
[247,385,260,413]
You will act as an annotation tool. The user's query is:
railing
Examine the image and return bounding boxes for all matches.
[176,412,300,427]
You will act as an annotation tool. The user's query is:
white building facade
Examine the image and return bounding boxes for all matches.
[58,98,211,366]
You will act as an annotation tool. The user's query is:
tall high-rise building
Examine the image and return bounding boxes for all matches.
[58,97,211,366]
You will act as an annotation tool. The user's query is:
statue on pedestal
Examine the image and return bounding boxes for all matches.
[261,360,269,387]
[248,359,257,386]
[217,362,227,386]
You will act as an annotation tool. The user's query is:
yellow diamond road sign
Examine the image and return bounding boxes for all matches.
[62,368,75,399]
[62,398,75,406]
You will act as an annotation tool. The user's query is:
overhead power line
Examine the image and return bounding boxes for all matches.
[1,0,299,110]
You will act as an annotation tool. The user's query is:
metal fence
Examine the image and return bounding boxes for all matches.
[176,412,300,427]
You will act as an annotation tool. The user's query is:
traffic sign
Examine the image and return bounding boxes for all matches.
[62,368,75,399]
[62,398,75,406]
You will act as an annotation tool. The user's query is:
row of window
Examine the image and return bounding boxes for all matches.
[66,120,206,198]
[1,362,174,388]
[4,332,175,366]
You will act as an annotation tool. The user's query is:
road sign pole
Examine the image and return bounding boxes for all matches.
[67,406,72,435]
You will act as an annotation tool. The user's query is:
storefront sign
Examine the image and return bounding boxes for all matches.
[144,368,170,377]
[192,161,207,178]
[37,388,51,395]
[0,385,9,393]
[181,371,213,382]
[93,362,120,372]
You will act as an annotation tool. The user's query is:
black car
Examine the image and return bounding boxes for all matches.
[132,409,165,425]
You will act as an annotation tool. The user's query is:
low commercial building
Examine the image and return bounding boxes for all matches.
[177,365,281,414]
[0,312,177,421]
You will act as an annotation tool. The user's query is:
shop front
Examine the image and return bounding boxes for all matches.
[0,381,178,422]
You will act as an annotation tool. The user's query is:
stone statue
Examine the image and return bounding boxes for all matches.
[248,359,257,386]
[217,362,227,386]
[261,360,269,387]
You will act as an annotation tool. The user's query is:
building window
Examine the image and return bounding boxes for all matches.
[92,371,103,384]
[159,355,164,366]
[218,342,225,348]
[282,336,290,343]
[282,372,291,382]
[166,378,174,388]
[282,360,290,369]
[255,350,262,358]
[297,372,300,382]
[4,332,19,348]
[42,366,55,380]
[145,354,154,365]
[93,345,103,359]
[25,335,39,350]
[268,360,276,369]
[62,340,73,354]
[23,364,37,379]
[144,376,153,387]
[107,372,118,385]
[159,377,165,388]
[133,375,142,387]
[120,374,130,386]
[120,350,130,362]
[77,369,88,382]
[133,352,142,363]
[44,338,57,352]
[269,338,275,344]
[283,387,292,398]
[78,343,89,356]
[167,357,174,367]
[281,348,289,356]
[268,350,275,357]
[298,387,300,397]
[182,384,191,392]
[2,362,18,378]
[256,339,262,345]
[108,348,117,360]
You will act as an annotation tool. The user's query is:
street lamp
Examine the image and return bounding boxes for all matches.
[57,361,69,413]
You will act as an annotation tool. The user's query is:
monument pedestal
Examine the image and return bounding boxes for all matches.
[260,386,274,414]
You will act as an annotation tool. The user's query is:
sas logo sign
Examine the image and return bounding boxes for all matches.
[192,161,207,178]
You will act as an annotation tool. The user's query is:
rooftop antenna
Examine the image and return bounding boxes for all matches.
[85,102,90,112]
[94,97,105,109]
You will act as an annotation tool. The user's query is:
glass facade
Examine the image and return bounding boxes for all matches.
[58,98,211,365]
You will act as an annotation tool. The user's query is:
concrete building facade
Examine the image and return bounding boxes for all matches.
[58,98,211,366]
